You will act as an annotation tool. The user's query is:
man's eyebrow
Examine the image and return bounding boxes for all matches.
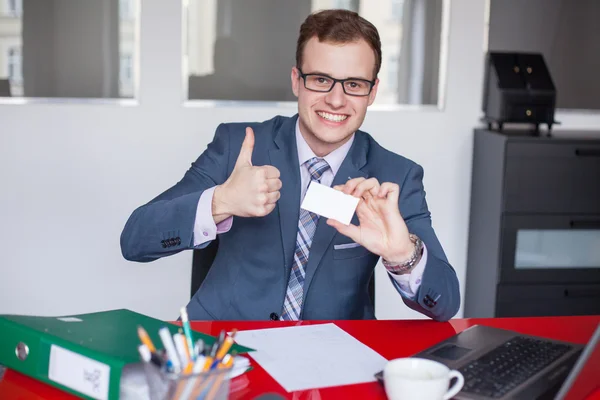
[303,70,372,80]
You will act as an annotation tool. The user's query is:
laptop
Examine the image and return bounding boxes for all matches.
[554,324,600,400]
[376,323,600,400]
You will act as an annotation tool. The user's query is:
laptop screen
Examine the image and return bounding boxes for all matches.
[556,324,600,400]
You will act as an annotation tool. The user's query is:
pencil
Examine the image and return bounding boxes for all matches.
[215,329,237,361]
[137,326,157,353]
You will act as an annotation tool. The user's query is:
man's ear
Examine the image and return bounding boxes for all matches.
[291,66,300,98]
[368,78,379,106]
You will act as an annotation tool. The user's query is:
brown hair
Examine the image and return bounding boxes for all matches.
[296,9,382,79]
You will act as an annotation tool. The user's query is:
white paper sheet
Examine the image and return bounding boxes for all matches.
[301,182,360,225]
[234,323,387,392]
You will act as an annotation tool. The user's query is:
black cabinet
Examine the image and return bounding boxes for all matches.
[464,129,600,318]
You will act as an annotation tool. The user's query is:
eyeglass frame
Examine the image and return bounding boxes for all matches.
[296,67,377,97]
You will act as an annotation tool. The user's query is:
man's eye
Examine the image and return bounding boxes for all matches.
[347,81,366,89]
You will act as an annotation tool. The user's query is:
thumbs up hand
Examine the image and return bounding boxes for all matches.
[212,127,282,222]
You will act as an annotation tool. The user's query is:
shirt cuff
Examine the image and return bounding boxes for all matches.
[386,243,428,299]
[193,186,233,247]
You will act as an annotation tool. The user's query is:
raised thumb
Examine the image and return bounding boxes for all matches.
[235,127,255,167]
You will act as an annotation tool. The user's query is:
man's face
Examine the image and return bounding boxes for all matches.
[291,37,379,156]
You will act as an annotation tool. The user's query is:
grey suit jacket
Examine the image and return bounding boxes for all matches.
[120,115,460,321]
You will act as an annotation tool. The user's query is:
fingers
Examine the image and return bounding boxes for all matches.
[234,127,255,168]
[262,165,280,179]
[334,177,380,199]
[378,182,399,204]
[253,192,278,216]
[326,219,361,243]
[265,191,281,204]
[339,177,365,195]
[352,178,380,199]
[266,177,282,192]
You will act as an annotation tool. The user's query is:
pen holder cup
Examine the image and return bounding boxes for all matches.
[144,363,233,400]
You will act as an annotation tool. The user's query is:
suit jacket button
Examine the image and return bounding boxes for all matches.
[270,312,279,321]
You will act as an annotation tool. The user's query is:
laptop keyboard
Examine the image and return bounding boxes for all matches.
[459,336,572,398]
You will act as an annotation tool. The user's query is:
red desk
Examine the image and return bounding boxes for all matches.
[1,316,598,399]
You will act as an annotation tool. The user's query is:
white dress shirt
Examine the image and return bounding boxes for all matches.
[192,120,426,299]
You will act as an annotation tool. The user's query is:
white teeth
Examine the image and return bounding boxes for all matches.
[317,111,348,122]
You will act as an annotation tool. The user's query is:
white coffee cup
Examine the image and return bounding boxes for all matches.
[383,357,464,400]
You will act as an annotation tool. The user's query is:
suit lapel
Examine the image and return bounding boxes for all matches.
[301,132,369,311]
[268,116,301,277]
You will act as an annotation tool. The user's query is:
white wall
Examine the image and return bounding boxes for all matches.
[1,0,599,321]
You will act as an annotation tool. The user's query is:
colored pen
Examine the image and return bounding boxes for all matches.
[211,329,237,368]
[201,339,221,371]
[138,344,151,363]
[194,339,205,357]
[158,327,182,373]
[138,344,163,368]
[137,326,157,353]
[192,354,207,373]
[201,352,215,372]
[215,330,226,350]
[215,329,237,360]
[173,333,191,371]
[210,339,220,358]
[180,307,197,361]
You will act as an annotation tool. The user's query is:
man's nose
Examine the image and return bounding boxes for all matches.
[325,81,346,108]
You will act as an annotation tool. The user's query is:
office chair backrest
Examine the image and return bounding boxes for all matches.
[190,238,219,298]
[0,79,11,97]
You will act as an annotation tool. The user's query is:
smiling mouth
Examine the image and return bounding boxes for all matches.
[317,111,348,122]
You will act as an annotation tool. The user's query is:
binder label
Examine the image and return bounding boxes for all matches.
[57,317,83,322]
[48,345,110,400]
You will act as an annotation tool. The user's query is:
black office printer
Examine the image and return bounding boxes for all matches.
[482,52,557,132]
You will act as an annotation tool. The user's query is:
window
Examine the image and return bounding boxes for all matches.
[119,0,133,20]
[7,47,22,84]
[333,0,357,11]
[7,0,22,16]
[0,0,139,99]
[119,53,134,98]
[391,0,404,22]
[387,54,399,93]
[185,0,446,105]
[120,53,133,84]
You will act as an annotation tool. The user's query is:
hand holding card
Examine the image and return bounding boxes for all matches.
[326,178,415,264]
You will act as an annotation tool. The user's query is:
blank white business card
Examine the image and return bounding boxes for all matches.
[301,182,359,225]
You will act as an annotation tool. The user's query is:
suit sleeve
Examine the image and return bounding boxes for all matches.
[389,163,461,321]
[120,123,231,262]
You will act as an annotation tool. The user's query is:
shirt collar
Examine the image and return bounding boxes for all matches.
[295,118,354,177]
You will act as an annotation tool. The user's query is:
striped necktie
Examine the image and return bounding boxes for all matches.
[280,157,330,320]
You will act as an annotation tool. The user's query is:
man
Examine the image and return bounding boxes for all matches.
[120,9,460,321]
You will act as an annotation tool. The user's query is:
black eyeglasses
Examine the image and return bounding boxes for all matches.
[297,68,376,97]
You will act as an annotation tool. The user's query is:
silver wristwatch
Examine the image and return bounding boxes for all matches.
[382,234,424,274]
